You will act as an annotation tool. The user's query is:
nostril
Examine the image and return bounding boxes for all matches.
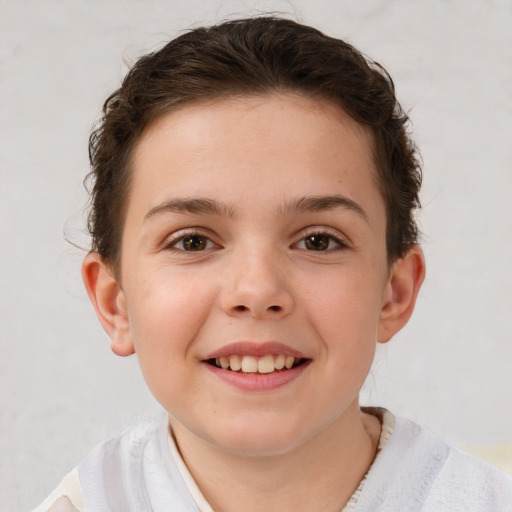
[233,304,281,313]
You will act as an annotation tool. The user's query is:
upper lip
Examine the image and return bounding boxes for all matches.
[205,341,306,360]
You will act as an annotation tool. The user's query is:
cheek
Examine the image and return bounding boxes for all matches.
[124,268,217,376]
[302,267,384,364]
[305,266,383,326]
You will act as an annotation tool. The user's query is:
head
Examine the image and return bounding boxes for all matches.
[82,17,425,457]
[87,16,421,275]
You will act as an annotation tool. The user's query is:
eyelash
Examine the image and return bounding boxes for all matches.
[294,228,349,252]
[164,227,348,253]
[164,229,217,252]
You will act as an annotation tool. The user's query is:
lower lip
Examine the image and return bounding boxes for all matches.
[203,361,311,392]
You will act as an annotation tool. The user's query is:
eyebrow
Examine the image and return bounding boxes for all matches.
[144,194,367,223]
[281,195,368,222]
[144,198,237,221]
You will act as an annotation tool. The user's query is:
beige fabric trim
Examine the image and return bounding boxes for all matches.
[45,496,80,512]
[31,469,88,512]
[341,408,395,511]
[167,427,214,512]
[461,444,512,476]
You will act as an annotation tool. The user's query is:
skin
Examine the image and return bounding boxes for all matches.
[83,93,425,511]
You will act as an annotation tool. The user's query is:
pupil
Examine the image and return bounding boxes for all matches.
[183,236,206,251]
[305,234,329,251]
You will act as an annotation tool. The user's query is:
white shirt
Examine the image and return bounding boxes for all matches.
[32,410,512,512]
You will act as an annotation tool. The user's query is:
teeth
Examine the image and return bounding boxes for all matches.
[284,356,295,369]
[213,354,301,373]
[241,355,258,373]
[258,355,275,374]
[229,354,242,372]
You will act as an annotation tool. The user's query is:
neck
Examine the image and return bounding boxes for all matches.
[170,402,381,512]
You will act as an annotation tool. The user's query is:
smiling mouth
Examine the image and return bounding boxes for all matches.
[206,354,307,374]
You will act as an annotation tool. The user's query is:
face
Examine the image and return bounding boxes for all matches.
[114,94,393,456]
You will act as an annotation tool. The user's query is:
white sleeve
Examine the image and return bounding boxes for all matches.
[31,469,88,512]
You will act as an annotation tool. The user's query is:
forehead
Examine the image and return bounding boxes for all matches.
[128,93,382,220]
[138,93,374,156]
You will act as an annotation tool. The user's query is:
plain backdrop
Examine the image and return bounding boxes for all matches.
[1,0,511,510]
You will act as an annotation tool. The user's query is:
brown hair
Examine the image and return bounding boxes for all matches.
[87,16,421,270]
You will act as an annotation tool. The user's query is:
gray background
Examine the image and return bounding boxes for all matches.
[1,0,511,510]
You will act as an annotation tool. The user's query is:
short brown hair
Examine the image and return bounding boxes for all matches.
[87,16,421,270]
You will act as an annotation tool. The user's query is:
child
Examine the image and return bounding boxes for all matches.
[34,16,512,512]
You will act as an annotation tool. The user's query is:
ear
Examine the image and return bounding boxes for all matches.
[81,252,135,356]
[377,245,426,344]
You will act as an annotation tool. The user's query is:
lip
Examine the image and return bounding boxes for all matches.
[205,341,306,360]
[203,359,311,392]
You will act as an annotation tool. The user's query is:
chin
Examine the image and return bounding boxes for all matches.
[207,418,314,458]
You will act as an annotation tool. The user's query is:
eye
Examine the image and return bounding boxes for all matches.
[295,231,347,251]
[168,233,216,251]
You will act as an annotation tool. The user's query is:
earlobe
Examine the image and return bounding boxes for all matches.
[81,253,135,356]
[377,245,426,344]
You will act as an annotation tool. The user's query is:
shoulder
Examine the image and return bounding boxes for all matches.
[32,415,198,512]
[354,413,512,511]
[30,420,164,512]
[395,416,512,510]
[79,415,167,470]
[77,414,197,511]
[429,442,512,510]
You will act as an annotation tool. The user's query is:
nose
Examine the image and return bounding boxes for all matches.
[220,252,294,319]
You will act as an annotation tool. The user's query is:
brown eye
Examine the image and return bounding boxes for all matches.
[296,232,346,252]
[304,234,331,251]
[179,235,209,251]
